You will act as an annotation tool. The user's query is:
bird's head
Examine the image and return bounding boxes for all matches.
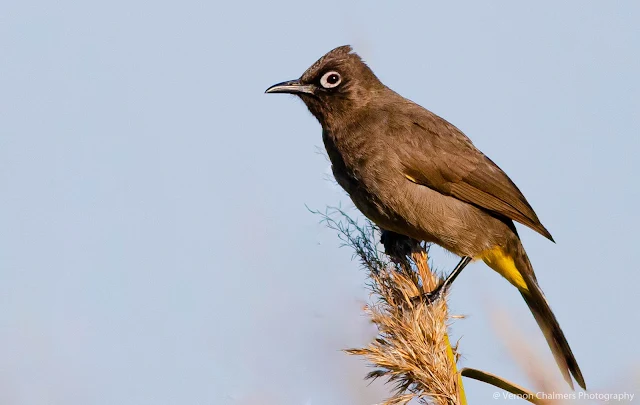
[265,45,384,128]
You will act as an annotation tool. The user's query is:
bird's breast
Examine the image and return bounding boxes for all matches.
[321,129,381,192]
[322,129,403,229]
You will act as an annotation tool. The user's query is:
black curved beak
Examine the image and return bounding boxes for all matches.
[265,80,315,95]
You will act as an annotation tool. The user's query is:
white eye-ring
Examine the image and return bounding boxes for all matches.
[320,71,342,89]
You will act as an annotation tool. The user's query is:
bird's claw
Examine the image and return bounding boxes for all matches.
[410,284,445,305]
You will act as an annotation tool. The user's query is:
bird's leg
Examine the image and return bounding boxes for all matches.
[412,256,472,304]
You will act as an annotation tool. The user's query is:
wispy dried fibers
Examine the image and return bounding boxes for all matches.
[316,207,464,405]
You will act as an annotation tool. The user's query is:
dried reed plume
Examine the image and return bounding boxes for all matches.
[317,207,465,405]
[316,207,588,405]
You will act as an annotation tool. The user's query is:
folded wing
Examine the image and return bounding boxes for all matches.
[395,108,553,242]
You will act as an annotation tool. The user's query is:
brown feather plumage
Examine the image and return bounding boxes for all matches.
[266,44,585,389]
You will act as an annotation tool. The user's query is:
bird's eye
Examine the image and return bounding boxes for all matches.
[320,71,342,89]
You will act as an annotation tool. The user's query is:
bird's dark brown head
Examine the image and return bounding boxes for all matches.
[265,45,385,128]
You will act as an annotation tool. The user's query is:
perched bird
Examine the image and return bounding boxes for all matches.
[265,45,585,390]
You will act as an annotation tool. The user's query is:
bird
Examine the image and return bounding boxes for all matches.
[265,45,585,390]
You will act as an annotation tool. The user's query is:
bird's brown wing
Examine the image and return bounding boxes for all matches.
[396,108,554,241]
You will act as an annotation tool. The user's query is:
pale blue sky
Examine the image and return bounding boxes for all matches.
[0,1,638,404]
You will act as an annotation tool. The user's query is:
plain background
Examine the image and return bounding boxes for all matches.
[1,1,638,404]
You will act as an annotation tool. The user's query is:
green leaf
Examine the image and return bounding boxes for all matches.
[461,368,544,404]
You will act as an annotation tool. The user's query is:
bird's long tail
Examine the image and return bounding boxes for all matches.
[482,245,586,390]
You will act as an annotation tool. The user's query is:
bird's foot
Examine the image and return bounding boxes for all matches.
[408,256,472,306]
[410,283,446,305]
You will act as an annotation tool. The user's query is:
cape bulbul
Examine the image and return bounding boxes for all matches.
[266,45,585,389]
